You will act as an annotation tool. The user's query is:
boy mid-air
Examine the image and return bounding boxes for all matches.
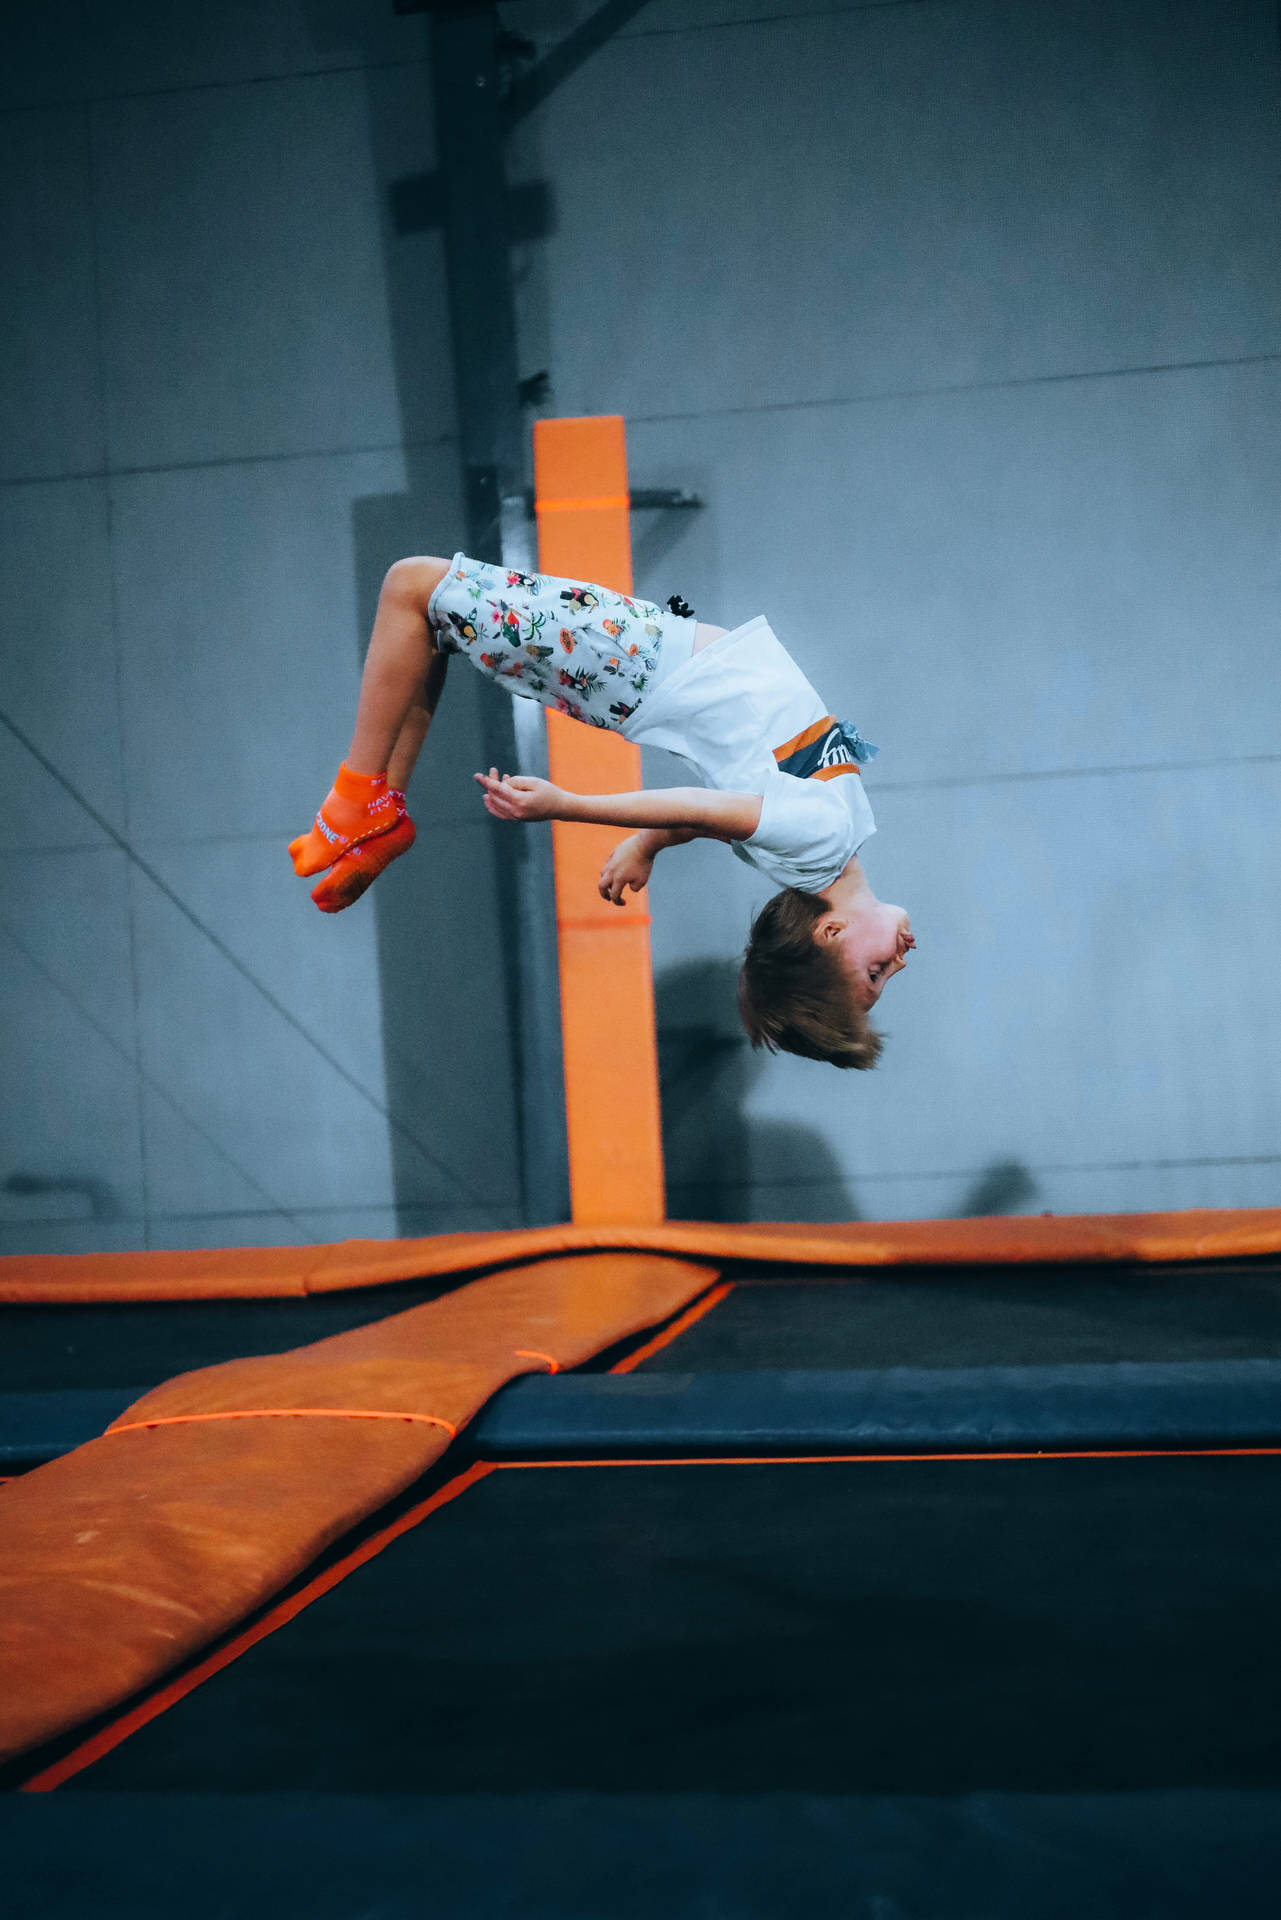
[289,553,914,1068]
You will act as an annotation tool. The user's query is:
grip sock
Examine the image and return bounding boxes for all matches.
[289,763,400,876]
[311,805,415,913]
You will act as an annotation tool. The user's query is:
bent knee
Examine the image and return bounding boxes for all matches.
[381,555,450,612]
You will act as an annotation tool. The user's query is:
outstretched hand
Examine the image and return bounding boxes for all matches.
[473,768,561,822]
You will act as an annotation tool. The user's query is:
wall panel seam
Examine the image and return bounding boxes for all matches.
[5,327,1277,487]
[0,54,430,121]
[668,1155,1281,1192]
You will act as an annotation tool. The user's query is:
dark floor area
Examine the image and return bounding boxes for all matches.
[623,1260,1281,1372]
[6,1789,1281,1919]
[64,1453,1281,1795]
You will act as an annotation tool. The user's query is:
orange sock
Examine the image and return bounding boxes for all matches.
[311,807,415,913]
[289,763,401,876]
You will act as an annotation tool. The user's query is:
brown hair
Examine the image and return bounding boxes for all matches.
[737,888,884,1070]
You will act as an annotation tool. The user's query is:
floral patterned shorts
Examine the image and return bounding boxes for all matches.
[426,552,694,732]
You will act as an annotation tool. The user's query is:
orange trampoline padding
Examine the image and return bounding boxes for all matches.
[534,414,666,1228]
[0,1252,716,1768]
[2,1208,1281,1304]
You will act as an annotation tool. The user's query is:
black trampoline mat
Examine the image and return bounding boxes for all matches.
[67,1453,1281,1796]
[8,1789,1281,1920]
[0,1277,470,1393]
[9,1258,1281,1397]
[626,1261,1281,1372]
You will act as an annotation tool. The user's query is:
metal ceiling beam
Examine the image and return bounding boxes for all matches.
[398,0,657,128]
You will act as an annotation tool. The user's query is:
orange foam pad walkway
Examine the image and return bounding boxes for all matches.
[3,1208,1281,1304]
[0,1252,716,1767]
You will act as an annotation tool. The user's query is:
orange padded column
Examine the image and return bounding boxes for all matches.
[533,415,665,1226]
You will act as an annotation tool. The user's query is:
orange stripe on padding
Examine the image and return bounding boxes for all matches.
[513,1350,561,1374]
[106,1408,458,1439]
[810,762,860,782]
[610,1282,735,1374]
[18,1462,495,1793]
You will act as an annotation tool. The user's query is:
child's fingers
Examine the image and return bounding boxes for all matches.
[475,768,533,800]
[476,770,518,813]
[597,860,644,904]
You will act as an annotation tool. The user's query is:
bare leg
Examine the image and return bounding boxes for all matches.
[346,556,451,775]
[290,554,451,881]
[386,648,449,792]
[306,644,447,913]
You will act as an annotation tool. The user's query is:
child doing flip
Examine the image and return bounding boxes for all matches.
[289,553,914,1068]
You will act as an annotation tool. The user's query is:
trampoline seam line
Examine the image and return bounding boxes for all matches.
[610,1281,736,1374]
[495,1448,1281,1467]
[106,1408,459,1439]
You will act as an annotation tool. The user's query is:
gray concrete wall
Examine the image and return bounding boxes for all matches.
[513,0,1281,1221]
[1,0,1277,1246]
[0,4,522,1251]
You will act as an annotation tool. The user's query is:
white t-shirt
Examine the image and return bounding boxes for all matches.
[621,614,877,892]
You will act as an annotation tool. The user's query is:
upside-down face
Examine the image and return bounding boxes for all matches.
[822,900,914,1009]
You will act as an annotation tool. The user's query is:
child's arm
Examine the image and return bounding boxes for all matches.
[566,786,763,839]
[635,825,699,854]
[474,771,762,840]
[597,827,695,906]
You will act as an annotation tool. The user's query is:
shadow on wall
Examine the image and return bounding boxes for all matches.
[657,958,858,1223]
[657,959,1038,1224]
[351,486,524,1236]
[335,7,529,1235]
[957,1159,1039,1219]
[2,1173,121,1222]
